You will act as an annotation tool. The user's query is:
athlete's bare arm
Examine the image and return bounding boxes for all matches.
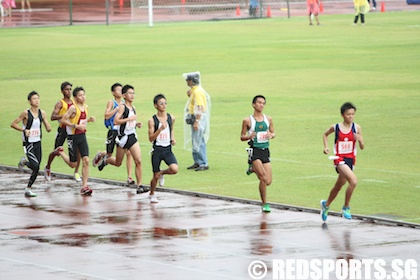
[11,110,29,135]
[50,100,63,121]
[41,110,52,132]
[104,100,118,120]
[323,124,335,154]
[240,117,255,142]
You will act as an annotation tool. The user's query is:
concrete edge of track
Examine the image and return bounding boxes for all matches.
[2,164,419,230]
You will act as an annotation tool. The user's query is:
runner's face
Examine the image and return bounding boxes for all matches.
[62,86,72,99]
[253,98,266,111]
[124,89,135,102]
[75,90,86,104]
[29,94,40,107]
[155,98,167,111]
[113,86,122,98]
[342,109,355,124]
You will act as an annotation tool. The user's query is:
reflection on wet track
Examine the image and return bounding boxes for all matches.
[0,169,419,279]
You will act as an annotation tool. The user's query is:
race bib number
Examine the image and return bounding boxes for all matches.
[256,131,269,143]
[158,132,169,141]
[80,119,88,126]
[127,120,136,129]
[338,141,353,154]
[29,128,41,137]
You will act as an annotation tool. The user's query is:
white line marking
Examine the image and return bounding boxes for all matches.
[296,175,336,180]
[362,179,387,183]
[0,257,116,280]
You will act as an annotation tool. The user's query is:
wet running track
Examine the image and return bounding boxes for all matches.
[0,167,419,280]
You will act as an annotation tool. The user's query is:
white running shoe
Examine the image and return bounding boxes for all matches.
[149,194,158,203]
[159,174,164,187]
[18,156,27,171]
[44,165,51,181]
[25,188,37,197]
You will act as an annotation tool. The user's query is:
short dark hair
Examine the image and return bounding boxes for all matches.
[111,83,122,92]
[153,93,166,105]
[27,91,39,100]
[72,86,84,97]
[61,81,72,91]
[122,84,134,94]
[252,95,266,104]
[340,102,356,114]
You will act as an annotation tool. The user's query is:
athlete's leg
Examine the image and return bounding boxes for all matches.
[129,143,142,185]
[57,148,77,168]
[252,159,270,205]
[26,142,41,187]
[162,162,178,176]
[81,156,89,186]
[106,146,125,167]
[46,127,66,169]
[74,151,81,175]
[336,165,358,207]
[125,149,133,179]
[325,166,353,207]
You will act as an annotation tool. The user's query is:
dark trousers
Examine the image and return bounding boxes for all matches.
[354,14,365,23]
[25,141,42,187]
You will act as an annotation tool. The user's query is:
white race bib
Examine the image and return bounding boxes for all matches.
[158,132,169,141]
[127,120,136,129]
[80,119,88,126]
[338,141,353,154]
[256,131,269,143]
[29,128,41,138]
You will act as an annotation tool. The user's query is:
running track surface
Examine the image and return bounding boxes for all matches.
[0,168,419,279]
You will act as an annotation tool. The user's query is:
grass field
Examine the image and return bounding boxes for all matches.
[0,12,419,223]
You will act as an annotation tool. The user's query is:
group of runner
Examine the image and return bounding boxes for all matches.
[11,82,178,203]
[11,80,364,220]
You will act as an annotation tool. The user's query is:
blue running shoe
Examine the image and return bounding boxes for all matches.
[342,206,352,219]
[320,200,329,221]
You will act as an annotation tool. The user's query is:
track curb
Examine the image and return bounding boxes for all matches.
[1,164,419,229]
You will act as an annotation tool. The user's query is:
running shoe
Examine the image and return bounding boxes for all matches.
[136,185,145,194]
[127,177,135,185]
[24,188,37,197]
[80,186,93,196]
[92,151,103,167]
[136,185,149,194]
[262,203,271,213]
[320,200,329,221]
[342,206,352,220]
[18,156,27,171]
[44,165,51,181]
[98,155,109,171]
[159,174,164,187]
[74,172,82,182]
[246,164,253,175]
[149,194,158,203]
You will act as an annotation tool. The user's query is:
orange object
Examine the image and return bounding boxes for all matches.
[236,5,240,16]
[380,1,385,12]
[266,6,272,17]
[319,1,324,12]
[119,0,123,8]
